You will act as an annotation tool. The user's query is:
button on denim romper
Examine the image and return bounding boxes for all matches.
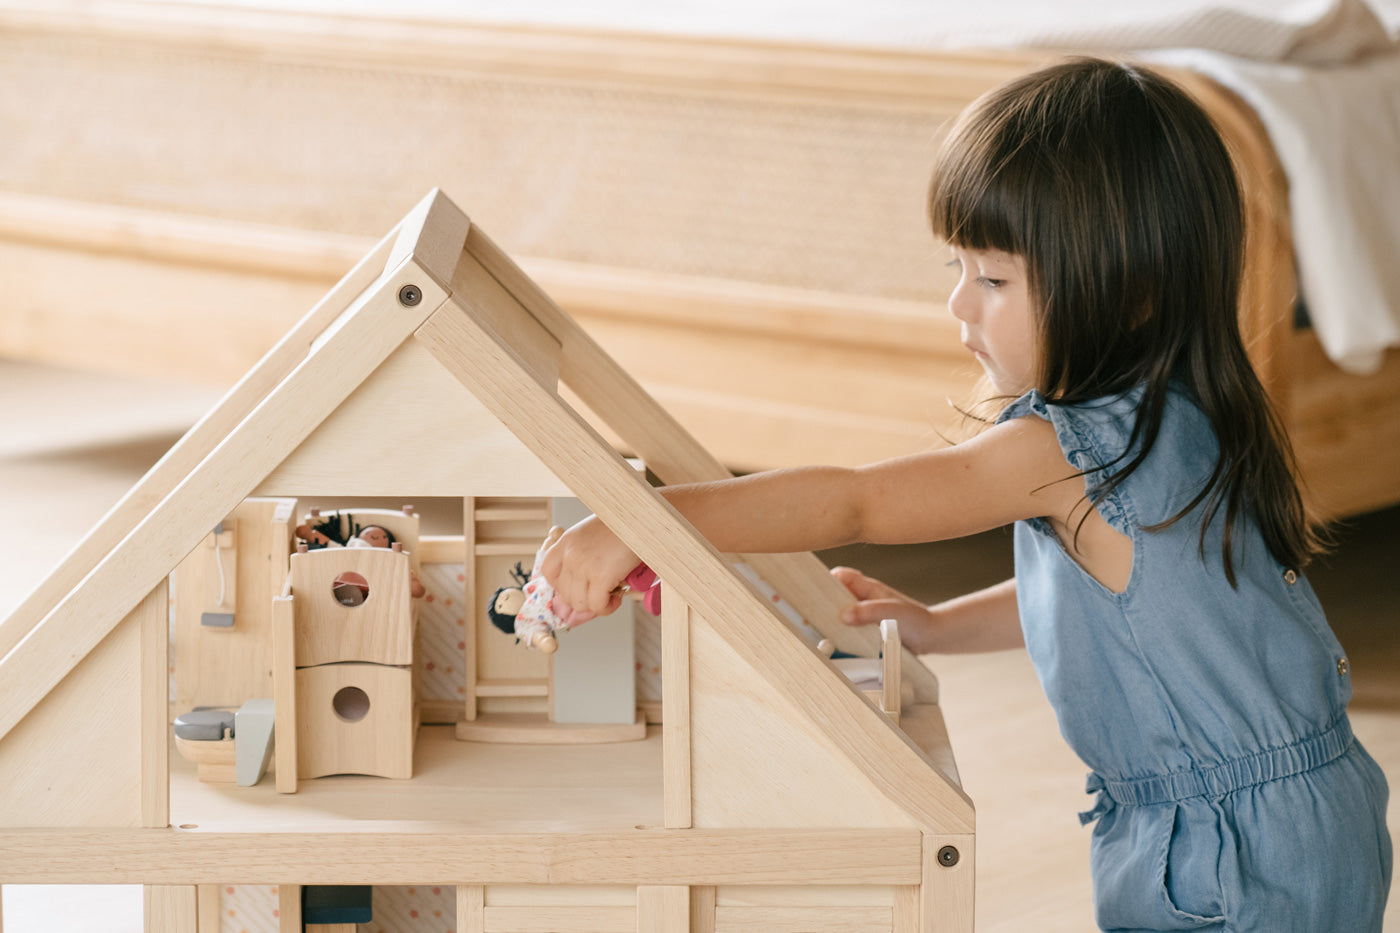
[997,388,1391,932]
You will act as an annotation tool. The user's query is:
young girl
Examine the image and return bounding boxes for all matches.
[539,58,1391,931]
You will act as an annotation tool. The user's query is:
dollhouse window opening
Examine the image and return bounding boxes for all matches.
[332,570,370,607]
[332,685,371,722]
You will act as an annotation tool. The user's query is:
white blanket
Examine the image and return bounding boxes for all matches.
[1149,47,1400,373]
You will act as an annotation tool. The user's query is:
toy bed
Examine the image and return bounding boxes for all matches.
[0,0,1396,523]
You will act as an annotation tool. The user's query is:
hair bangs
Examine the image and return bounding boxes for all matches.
[928,111,1028,257]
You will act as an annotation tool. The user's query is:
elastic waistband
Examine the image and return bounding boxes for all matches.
[1081,718,1354,824]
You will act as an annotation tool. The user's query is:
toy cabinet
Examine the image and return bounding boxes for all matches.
[0,191,973,932]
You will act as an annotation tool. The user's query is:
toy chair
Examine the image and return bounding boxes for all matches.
[272,543,420,791]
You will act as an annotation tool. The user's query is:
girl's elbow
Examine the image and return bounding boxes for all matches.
[843,486,889,546]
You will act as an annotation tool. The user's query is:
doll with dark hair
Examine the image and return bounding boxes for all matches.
[485,562,558,653]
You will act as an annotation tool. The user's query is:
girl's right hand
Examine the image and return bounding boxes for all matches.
[829,566,936,652]
[537,515,638,628]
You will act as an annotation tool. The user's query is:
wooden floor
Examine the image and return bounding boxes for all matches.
[0,359,1395,931]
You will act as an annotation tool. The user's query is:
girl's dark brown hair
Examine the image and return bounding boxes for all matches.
[929,57,1324,582]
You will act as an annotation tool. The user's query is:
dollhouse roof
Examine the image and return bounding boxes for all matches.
[0,189,969,842]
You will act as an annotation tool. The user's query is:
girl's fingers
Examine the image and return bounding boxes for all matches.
[555,603,595,629]
[829,566,897,601]
[830,566,930,630]
[551,590,623,631]
[587,578,614,616]
[840,598,919,628]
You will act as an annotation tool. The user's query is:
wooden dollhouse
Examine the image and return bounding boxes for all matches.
[0,190,973,932]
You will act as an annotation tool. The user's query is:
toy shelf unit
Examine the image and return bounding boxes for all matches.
[466,495,557,717]
[0,189,973,933]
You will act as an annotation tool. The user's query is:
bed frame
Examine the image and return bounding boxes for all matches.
[0,2,1395,522]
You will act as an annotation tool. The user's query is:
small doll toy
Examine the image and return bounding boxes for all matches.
[485,527,570,653]
[295,509,352,548]
[486,527,662,653]
[486,563,557,653]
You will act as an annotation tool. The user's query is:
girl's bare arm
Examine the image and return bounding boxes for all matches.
[541,414,1077,619]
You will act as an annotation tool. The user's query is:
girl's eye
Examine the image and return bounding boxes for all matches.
[978,277,1006,289]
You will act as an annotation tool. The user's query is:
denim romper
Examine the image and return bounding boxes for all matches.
[997,388,1391,932]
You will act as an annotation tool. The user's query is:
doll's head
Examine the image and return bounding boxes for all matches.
[354,525,395,548]
[485,563,532,635]
[486,586,525,635]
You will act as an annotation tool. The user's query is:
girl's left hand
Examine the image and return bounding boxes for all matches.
[537,515,639,628]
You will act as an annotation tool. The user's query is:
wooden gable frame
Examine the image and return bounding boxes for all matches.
[0,189,973,932]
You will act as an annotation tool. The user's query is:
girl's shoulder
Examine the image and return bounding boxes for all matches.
[994,387,1143,469]
[995,385,1218,525]
[996,385,1209,462]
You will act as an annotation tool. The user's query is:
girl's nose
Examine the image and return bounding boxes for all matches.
[947,279,976,323]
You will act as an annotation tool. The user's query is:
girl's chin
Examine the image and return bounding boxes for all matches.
[983,371,1031,397]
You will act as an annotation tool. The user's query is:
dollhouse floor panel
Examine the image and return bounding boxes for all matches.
[170,725,665,834]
